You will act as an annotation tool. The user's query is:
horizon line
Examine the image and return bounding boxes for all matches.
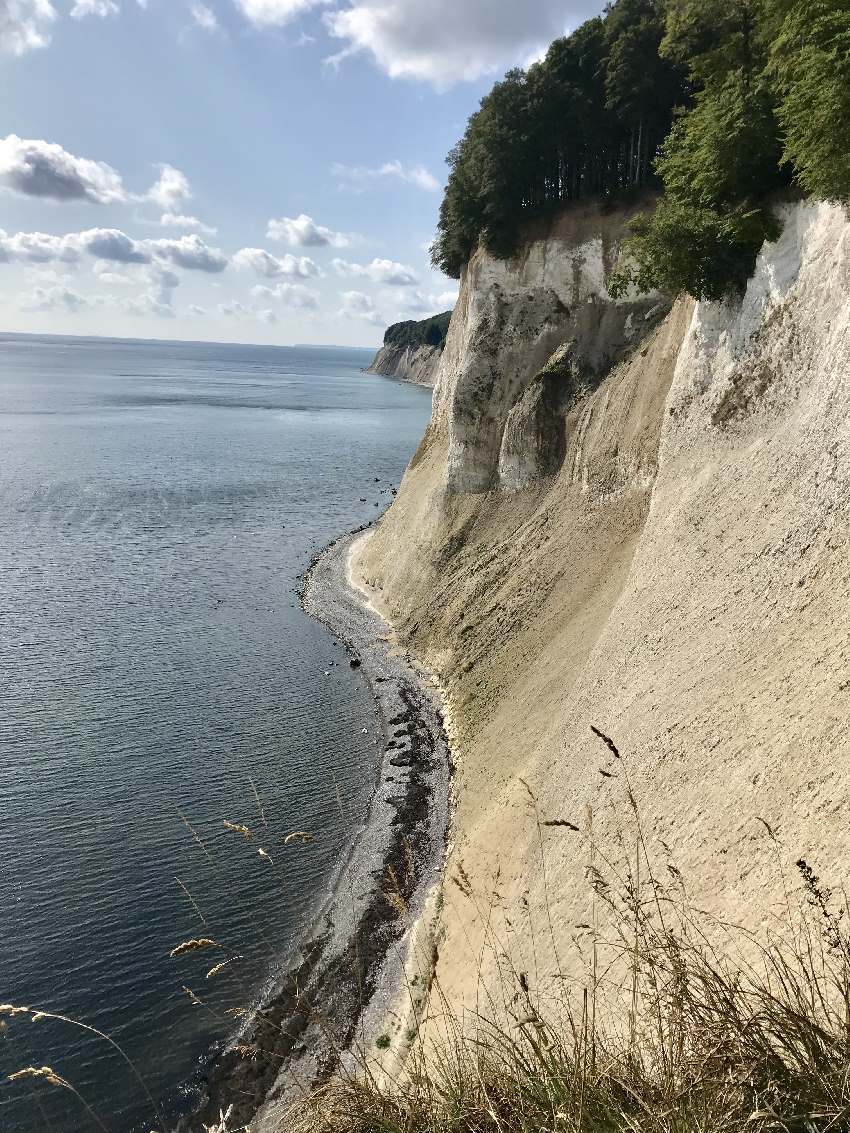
[0,329,380,352]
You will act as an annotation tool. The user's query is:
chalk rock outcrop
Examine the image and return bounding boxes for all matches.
[353,198,850,1024]
[368,342,442,387]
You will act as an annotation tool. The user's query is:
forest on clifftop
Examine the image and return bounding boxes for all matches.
[432,0,850,300]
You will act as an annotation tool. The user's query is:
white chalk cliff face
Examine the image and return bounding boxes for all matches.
[368,342,443,387]
[353,198,850,1021]
[435,207,667,492]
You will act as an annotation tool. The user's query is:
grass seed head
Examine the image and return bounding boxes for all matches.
[169,938,217,959]
[8,1066,67,1089]
[283,831,314,845]
[223,821,253,840]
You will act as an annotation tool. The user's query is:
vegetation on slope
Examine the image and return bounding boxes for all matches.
[432,0,850,300]
[382,312,453,352]
[289,738,850,1133]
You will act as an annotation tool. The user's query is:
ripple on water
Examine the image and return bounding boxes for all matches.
[0,334,432,1133]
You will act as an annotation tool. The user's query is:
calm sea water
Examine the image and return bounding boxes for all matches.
[0,334,432,1133]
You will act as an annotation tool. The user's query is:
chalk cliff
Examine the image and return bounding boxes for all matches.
[351,198,850,1022]
[368,341,442,387]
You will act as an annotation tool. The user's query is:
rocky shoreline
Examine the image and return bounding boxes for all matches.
[188,529,451,1132]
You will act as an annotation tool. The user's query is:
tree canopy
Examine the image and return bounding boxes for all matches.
[383,311,453,352]
[432,0,850,300]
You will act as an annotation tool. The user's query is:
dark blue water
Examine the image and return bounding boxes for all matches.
[0,334,431,1133]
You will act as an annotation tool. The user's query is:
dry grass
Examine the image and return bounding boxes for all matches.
[282,731,850,1133]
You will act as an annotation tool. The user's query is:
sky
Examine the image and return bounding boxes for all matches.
[0,0,602,346]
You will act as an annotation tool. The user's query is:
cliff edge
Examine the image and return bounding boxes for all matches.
[367,311,452,388]
[351,198,850,1021]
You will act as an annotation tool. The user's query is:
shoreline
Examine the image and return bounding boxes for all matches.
[189,526,451,1131]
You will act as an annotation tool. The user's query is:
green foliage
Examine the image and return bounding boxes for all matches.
[433,0,850,297]
[618,0,790,299]
[383,311,453,352]
[610,200,780,300]
[431,0,682,277]
[770,0,850,202]
[657,73,784,208]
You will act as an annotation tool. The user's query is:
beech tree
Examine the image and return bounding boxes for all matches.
[432,0,850,296]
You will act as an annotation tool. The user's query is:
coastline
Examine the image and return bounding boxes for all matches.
[190,526,451,1131]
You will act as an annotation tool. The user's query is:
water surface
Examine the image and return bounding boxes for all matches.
[0,334,432,1132]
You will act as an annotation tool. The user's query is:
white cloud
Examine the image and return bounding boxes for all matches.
[233,0,329,28]
[189,304,207,315]
[70,0,119,17]
[267,213,351,249]
[159,212,217,235]
[20,284,89,312]
[92,260,136,284]
[190,1,218,30]
[338,289,382,324]
[332,159,439,192]
[146,233,228,272]
[218,298,280,323]
[126,294,174,318]
[251,281,320,309]
[124,265,179,317]
[0,134,126,203]
[232,246,319,279]
[332,256,418,286]
[0,230,78,263]
[219,300,251,316]
[396,287,458,314]
[0,0,55,54]
[324,0,593,88]
[0,226,228,272]
[147,164,192,210]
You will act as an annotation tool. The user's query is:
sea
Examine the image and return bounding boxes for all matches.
[0,334,433,1133]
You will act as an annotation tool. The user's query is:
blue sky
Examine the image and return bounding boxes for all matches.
[0,0,601,346]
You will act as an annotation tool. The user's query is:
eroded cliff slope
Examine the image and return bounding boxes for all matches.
[368,342,442,387]
[352,199,850,1018]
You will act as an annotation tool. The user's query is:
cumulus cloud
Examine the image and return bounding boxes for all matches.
[188,304,207,315]
[92,260,136,285]
[267,213,351,249]
[70,0,119,18]
[218,299,279,323]
[147,233,228,272]
[190,1,218,30]
[0,229,78,263]
[159,212,217,235]
[147,164,192,211]
[251,281,320,309]
[80,227,149,263]
[324,0,596,88]
[124,265,179,318]
[0,134,127,203]
[20,284,89,313]
[332,256,418,286]
[397,287,458,314]
[220,300,250,316]
[233,0,329,28]
[338,289,382,324]
[332,159,439,192]
[232,246,319,279]
[0,226,228,272]
[0,0,56,55]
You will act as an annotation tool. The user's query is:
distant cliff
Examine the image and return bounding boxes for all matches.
[368,311,452,387]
